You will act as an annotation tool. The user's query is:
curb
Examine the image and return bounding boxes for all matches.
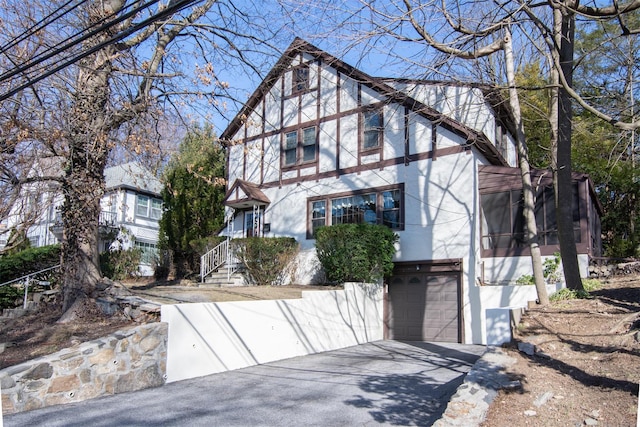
[434,346,517,426]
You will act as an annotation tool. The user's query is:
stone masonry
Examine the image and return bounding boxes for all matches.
[0,322,167,414]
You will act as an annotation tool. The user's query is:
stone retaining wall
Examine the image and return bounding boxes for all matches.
[1,322,167,414]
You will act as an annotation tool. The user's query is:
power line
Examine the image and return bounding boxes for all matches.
[0,0,91,57]
[0,0,202,103]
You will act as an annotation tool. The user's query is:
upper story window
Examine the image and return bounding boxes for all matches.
[308,185,403,238]
[136,195,162,220]
[283,126,317,167]
[292,66,310,94]
[362,109,383,150]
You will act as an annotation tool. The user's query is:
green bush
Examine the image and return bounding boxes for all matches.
[0,285,23,309]
[549,288,591,301]
[0,244,61,283]
[315,223,398,284]
[100,248,142,280]
[232,237,299,286]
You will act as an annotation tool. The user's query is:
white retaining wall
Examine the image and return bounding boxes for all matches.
[161,282,383,383]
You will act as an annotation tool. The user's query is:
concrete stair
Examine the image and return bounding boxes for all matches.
[201,266,245,287]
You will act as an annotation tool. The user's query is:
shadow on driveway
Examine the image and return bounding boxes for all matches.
[3,341,485,427]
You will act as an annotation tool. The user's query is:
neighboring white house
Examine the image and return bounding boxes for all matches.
[0,161,162,276]
[218,38,602,345]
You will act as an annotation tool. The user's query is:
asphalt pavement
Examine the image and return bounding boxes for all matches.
[3,340,486,427]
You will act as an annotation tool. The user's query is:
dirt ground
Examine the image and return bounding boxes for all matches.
[1,276,638,425]
[482,274,640,427]
[0,280,340,369]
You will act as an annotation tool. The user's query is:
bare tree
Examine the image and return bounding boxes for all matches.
[0,0,282,319]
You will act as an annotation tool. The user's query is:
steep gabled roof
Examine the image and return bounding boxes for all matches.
[220,38,508,166]
[223,179,271,209]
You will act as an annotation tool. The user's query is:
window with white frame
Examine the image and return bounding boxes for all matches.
[308,186,403,237]
[283,126,317,167]
[136,195,162,220]
[135,241,159,265]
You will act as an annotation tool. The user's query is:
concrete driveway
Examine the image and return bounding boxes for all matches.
[3,341,485,427]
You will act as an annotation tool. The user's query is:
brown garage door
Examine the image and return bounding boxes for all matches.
[387,261,461,342]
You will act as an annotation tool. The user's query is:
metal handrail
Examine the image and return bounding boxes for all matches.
[200,239,240,283]
[0,264,60,309]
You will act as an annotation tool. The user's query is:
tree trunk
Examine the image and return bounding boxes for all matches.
[59,5,115,319]
[504,27,549,305]
[555,5,584,291]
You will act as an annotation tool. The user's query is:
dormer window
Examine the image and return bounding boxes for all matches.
[363,109,383,150]
[292,66,309,94]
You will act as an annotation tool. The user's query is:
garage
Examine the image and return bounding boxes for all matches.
[386,260,462,342]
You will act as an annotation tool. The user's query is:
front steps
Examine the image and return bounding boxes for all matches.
[201,266,245,287]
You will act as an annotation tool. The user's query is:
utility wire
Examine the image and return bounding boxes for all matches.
[0,0,202,103]
[0,0,162,85]
[0,0,91,57]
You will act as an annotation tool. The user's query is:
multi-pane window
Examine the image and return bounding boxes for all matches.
[309,186,403,237]
[363,109,383,150]
[292,66,309,94]
[136,195,162,220]
[283,127,317,167]
[135,241,159,265]
[481,184,581,252]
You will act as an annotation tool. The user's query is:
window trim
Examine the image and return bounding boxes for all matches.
[307,184,404,239]
[136,194,163,220]
[361,108,383,153]
[291,65,310,95]
[281,126,317,169]
[480,183,582,257]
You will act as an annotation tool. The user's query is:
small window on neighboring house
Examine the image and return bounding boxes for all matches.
[136,195,162,219]
[135,241,159,265]
[363,109,383,150]
[292,66,309,94]
[136,195,149,217]
[150,199,162,220]
[282,127,317,167]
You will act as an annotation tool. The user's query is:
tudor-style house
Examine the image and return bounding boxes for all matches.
[1,161,162,276]
[217,38,602,345]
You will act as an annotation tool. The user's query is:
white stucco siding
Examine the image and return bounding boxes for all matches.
[318,120,338,173]
[300,91,318,122]
[409,112,433,154]
[282,97,298,128]
[263,135,281,183]
[435,126,461,148]
[361,84,385,105]
[319,66,338,117]
[340,73,358,111]
[395,153,478,263]
[227,143,244,184]
[382,104,405,160]
[339,115,359,168]
[245,107,264,139]
[505,132,518,167]
[242,140,263,183]
[264,89,282,132]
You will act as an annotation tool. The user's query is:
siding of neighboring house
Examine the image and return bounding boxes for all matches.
[1,162,162,277]
[220,38,602,345]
